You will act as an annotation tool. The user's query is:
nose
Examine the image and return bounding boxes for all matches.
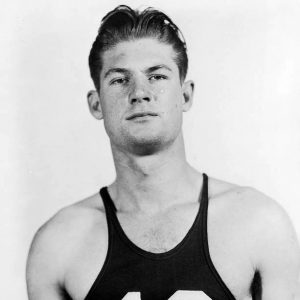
[129,79,154,104]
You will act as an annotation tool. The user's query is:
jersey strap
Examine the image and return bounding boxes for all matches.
[84,173,236,300]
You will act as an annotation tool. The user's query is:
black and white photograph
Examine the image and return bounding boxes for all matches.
[1,0,300,299]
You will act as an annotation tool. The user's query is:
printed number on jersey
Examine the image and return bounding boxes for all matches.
[123,291,212,299]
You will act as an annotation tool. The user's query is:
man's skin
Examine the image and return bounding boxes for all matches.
[26,38,300,300]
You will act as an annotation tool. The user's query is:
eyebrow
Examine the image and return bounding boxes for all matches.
[103,68,130,79]
[103,64,173,79]
[146,64,173,73]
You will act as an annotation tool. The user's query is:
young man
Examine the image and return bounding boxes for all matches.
[26,5,300,300]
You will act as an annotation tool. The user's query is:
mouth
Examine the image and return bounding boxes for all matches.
[126,112,158,120]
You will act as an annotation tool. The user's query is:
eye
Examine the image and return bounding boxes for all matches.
[110,77,129,85]
[149,74,168,81]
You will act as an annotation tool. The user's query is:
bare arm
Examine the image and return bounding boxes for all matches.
[26,200,107,300]
[26,220,67,300]
[253,196,300,299]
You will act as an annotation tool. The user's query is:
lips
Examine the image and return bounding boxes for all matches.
[126,112,158,120]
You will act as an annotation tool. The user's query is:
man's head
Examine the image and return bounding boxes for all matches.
[87,6,194,156]
[88,5,188,93]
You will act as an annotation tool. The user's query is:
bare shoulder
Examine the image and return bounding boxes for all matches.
[27,193,107,265]
[208,176,300,279]
[29,192,106,252]
[208,176,299,238]
[26,193,107,298]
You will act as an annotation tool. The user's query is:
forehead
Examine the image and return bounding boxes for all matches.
[101,38,178,76]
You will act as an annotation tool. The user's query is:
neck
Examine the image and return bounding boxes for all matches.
[109,133,201,214]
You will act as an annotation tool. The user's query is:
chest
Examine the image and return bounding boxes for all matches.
[65,206,255,300]
[116,204,199,253]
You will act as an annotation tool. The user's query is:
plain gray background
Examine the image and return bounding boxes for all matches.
[1,0,300,298]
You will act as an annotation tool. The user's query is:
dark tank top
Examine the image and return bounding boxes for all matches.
[84,174,236,300]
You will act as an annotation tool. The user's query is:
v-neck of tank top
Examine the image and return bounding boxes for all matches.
[100,174,207,260]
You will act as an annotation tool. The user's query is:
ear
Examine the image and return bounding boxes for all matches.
[87,90,103,120]
[181,80,194,112]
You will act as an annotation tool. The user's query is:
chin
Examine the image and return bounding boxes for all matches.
[126,133,179,156]
[110,127,179,156]
[128,136,163,156]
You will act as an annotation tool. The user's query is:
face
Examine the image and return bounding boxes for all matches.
[88,38,194,155]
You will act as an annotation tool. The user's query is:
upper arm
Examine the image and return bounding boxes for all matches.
[26,201,107,300]
[26,220,67,300]
[252,194,300,299]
